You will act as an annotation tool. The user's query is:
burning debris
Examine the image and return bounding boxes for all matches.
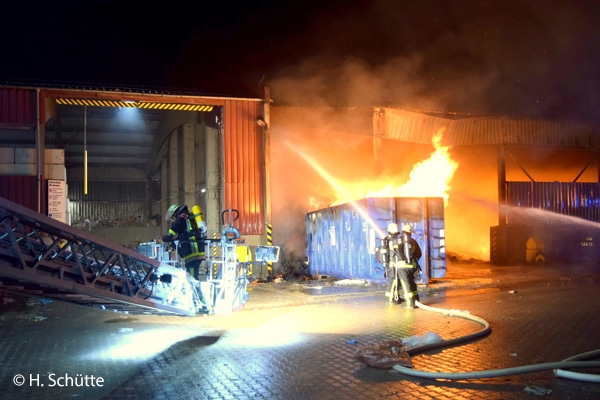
[274,249,311,282]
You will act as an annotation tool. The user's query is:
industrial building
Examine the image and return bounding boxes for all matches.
[370,108,600,264]
[0,84,272,252]
[0,84,277,316]
[2,83,600,276]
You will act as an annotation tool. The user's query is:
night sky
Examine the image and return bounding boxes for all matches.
[2,0,600,123]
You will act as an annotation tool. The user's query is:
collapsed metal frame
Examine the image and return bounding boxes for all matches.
[0,196,200,316]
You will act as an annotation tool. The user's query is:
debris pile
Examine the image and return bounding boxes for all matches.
[353,340,414,369]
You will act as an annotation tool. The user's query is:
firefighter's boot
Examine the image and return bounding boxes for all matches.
[401,290,417,309]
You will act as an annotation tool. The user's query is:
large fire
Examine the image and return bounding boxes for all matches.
[279,122,477,258]
[331,128,458,205]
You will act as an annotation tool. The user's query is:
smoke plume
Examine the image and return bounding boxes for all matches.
[266,0,600,261]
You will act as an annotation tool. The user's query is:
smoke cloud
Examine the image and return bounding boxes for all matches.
[266,0,600,261]
[263,0,599,121]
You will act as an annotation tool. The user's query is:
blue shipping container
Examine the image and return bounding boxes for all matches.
[305,197,446,284]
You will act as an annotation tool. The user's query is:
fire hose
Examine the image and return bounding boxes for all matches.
[392,300,600,383]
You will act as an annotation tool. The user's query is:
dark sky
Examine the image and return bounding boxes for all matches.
[2,0,600,123]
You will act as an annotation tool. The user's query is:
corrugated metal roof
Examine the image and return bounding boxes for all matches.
[381,108,600,148]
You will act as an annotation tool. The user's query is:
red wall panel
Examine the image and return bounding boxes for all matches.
[0,87,36,126]
[223,100,265,235]
[0,175,38,211]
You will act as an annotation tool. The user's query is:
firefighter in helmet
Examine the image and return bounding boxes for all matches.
[379,222,421,308]
[163,204,206,280]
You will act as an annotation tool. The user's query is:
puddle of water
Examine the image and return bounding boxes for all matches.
[301,285,380,296]
[444,287,501,298]
[542,276,599,288]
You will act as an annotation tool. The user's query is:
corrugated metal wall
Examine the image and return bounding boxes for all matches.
[68,180,158,202]
[506,181,600,223]
[68,180,160,228]
[0,176,38,211]
[223,100,265,235]
[69,201,150,227]
[0,87,36,127]
[0,88,39,211]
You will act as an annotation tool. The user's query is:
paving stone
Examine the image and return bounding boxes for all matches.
[0,263,599,399]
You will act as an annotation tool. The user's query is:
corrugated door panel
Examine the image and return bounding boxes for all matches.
[506,181,600,223]
[306,197,446,283]
[0,87,37,126]
[223,100,265,235]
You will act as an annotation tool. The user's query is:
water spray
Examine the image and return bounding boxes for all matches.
[289,144,600,383]
[457,192,600,230]
[288,142,386,238]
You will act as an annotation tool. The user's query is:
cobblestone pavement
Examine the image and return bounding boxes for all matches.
[1,262,599,400]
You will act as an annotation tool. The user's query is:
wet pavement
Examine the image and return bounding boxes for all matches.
[1,261,600,400]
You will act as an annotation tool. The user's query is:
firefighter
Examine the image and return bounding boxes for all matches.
[163,204,206,280]
[380,223,421,308]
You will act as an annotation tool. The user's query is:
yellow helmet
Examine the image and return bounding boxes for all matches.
[401,224,413,234]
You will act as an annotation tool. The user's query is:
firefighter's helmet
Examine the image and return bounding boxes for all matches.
[165,204,179,220]
[387,223,399,234]
[165,204,188,220]
[175,205,188,217]
[401,224,413,234]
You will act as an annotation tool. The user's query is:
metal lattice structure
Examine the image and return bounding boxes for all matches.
[0,196,203,316]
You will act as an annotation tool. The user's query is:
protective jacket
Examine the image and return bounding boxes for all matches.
[376,232,421,307]
[163,215,206,262]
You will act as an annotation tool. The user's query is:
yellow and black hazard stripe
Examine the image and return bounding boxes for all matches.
[55,98,213,112]
[55,98,136,108]
[266,223,273,274]
[138,102,213,112]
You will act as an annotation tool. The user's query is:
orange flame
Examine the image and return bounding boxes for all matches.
[332,128,458,205]
[395,128,458,201]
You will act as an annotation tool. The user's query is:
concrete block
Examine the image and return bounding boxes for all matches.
[44,164,67,180]
[0,148,14,164]
[15,148,36,164]
[0,163,36,175]
[45,149,65,165]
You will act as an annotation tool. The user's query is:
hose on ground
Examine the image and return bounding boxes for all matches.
[403,300,491,356]
[392,300,600,382]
